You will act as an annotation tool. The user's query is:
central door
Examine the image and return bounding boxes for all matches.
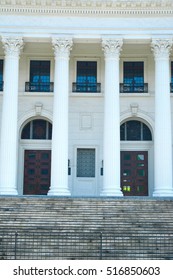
[73,148,97,196]
[23,150,51,195]
[121,151,148,196]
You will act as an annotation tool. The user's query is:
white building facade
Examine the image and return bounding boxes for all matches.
[0,0,173,197]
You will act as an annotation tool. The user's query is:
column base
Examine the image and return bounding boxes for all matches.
[101,186,123,197]
[153,188,173,197]
[0,187,18,195]
[48,186,71,196]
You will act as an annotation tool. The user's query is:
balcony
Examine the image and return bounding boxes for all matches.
[0,81,3,91]
[120,83,148,93]
[25,82,54,92]
[72,82,101,93]
[171,83,173,93]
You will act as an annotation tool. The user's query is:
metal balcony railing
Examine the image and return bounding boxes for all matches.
[25,82,54,92]
[72,82,101,93]
[120,83,148,93]
[0,81,3,91]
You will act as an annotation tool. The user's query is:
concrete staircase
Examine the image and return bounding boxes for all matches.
[0,196,173,259]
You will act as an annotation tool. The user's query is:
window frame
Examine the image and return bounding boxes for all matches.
[21,119,52,140]
[120,120,152,141]
[71,57,102,96]
[120,57,148,95]
[25,57,54,95]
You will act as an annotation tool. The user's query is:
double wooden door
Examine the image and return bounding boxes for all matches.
[23,150,51,195]
[121,151,148,196]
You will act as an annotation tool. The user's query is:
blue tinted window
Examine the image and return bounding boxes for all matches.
[30,61,50,83]
[124,62,144,85]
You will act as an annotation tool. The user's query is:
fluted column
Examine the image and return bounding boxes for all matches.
[101,39,123,196]
[0,37,23,195]
[48,37,72,196]
[151,39,173,196]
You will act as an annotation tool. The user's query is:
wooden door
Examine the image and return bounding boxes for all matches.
[23,150,51,195]
[121,151,148,196]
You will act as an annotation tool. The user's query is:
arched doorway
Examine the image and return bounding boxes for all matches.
[21,119,52,195]
[120,120,152,196]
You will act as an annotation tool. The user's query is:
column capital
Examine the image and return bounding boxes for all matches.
[102,38,123,59]
[2,37,24,57]
[151,39,172,60]
[52,37,73,59]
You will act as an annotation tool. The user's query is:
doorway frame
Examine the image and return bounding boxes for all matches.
[18,140,51,195]
[72,145,99,197]
[120,141,153,197]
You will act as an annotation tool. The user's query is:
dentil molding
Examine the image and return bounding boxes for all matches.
[0,0,173,16]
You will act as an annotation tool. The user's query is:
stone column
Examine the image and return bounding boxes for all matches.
[48,37,72,196]
[0,37,23,195]
[151,39,173,196]
[101,39,123,196]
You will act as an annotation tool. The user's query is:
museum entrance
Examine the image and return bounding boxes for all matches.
[23,150,51,195]
[121,151,148,196]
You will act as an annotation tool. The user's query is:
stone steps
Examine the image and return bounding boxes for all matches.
[0,197,173,259]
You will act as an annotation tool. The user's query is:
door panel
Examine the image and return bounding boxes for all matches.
[121,151,148,196]
[24,150,51,195]
[73,148,97,196]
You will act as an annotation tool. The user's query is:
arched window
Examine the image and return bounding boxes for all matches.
[120,120,152,141]
[21,119,52,140]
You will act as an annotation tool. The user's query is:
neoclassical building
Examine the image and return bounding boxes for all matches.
[0,0,173,197]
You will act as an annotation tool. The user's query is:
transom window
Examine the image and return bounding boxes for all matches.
[0,60,3,91]
[21,119,52,140]
[120,120,152,141]
[72,61,101,93]
[25,60,53,92]
[120,61,148,93]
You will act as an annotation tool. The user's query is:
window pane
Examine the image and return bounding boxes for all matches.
[143,123,152,140]
[48,122,52,140]
[0,60,3,82]
[126,120,141,140]
[21,122,31,139]
[120,123,125,140]
[33,120,47,139]
[77,61,97,84]
[124,62,144,85]
[30,61,50,83]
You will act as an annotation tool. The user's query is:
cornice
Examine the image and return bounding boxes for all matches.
[0,0,173,17]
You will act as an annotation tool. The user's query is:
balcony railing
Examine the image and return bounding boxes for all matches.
[25,82,54,92]
[0,81,3,91]
[120,83,148,93]
[171,83,173,93]
[72,82,101,93]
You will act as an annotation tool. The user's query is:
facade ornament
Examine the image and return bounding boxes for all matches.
[0,1,173,16]
[52,37,73,59]
[1,37,24,57]
[102,39,123,59]
[35,103,43,116]
[151,39,172,60]
[130,103,139,116]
